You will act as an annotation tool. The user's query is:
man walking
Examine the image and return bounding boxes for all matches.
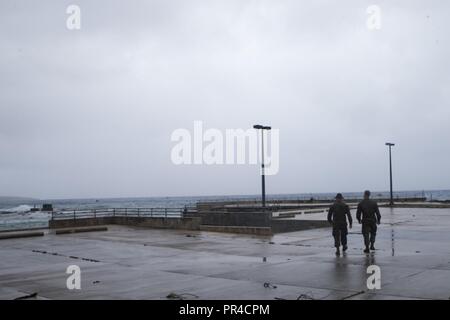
[328,193,352,256]
[356,190,381,253]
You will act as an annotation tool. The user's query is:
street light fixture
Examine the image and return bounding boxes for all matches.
[385,142,395,206]
[253,125,271,208]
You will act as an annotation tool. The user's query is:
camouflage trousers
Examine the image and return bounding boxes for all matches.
[362,221,377,247]
[332,223,348,248]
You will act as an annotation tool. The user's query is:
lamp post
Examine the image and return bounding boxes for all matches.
[385,142,395,206]
[253,125,271,208]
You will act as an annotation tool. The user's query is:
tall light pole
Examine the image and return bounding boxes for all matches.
[385,142,395,206]
[254,125,271,208]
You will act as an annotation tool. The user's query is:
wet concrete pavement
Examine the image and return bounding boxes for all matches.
[1,207,450,300]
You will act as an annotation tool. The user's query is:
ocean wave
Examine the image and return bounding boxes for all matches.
[0,204,34,214]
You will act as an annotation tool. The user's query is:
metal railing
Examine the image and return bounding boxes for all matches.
[51,207,190,221]
[197,192,428,206]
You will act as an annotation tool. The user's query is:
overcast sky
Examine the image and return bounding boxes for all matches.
[1,0,449,199]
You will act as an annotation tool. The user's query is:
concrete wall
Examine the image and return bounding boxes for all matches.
[49,217,114,229]
[200,225,272,236]
[49,217,201,231]
[49,214,329,235]
[113,217,201,230]
[0,231,44,240]
[270,219,330,233]
[191,211,272,227]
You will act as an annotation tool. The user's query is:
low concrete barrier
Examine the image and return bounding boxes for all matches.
[0,231,44,240]
[304,209,325,214]
[0,227,46,234]
[55,226,108,234]
[277,213,296,218]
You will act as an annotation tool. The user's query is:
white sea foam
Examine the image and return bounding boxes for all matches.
[0,204,34,214]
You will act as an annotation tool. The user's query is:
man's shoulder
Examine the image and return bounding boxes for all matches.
[359,199,377,205]
[329,202,338,208]
[335,202,349,209]
[330,201,347,209]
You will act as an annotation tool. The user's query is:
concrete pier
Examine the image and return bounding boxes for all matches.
[1,207,450,300]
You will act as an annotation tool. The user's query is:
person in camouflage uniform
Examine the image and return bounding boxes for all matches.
[327,193,353,256]
[356,190,381,253]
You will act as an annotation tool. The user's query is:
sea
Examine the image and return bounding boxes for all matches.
[1,190,449,231]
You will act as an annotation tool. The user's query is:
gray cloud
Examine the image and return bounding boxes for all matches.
[1,0,449,198]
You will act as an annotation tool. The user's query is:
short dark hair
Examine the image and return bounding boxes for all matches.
[364,190,371,197]
[335,193,344,200]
